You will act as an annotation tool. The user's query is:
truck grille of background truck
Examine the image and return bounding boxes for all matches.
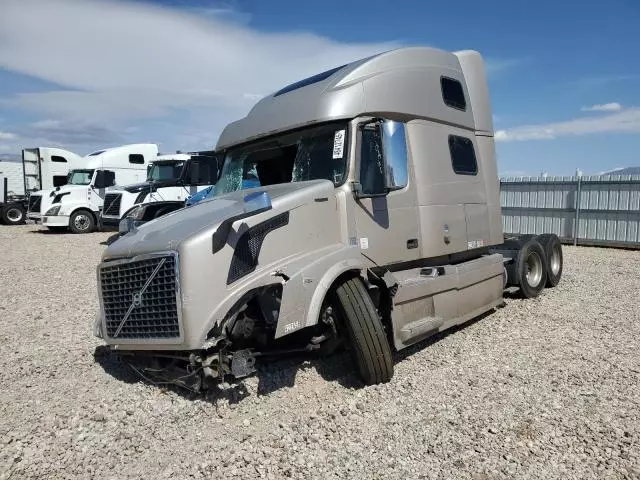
[28,195,41,213]
[102,193,122,217]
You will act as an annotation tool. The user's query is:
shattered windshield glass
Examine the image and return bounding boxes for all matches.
[214,122,348,197]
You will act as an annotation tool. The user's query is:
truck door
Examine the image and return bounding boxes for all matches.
[352,120,420,267]
[21,148,41,193]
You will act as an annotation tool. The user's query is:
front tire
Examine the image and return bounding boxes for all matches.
[331,276,393,385]
[69,209,95,234]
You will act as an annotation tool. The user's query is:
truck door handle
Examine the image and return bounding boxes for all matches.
[407,239,418,249]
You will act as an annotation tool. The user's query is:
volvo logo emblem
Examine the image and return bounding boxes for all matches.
[132,291,143,307]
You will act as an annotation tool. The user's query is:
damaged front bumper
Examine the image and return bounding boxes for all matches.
[105,346,258,392]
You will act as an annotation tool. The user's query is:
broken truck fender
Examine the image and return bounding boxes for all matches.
[274,253,365,339]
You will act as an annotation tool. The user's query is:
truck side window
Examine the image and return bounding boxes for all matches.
[129,154,145,164]
[381,120,408,190]
[448,135,478,175]
[359,126,385,195]
[51,156,67,163]
[441,77,466,111]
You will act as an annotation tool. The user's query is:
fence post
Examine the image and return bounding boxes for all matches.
[573,173,582,246]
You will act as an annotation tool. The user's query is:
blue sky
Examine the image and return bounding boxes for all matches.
[1,0,639,176]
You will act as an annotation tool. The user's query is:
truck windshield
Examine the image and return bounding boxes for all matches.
[147,161,185,181]
[215,122,348,197]
[67,169,95,185]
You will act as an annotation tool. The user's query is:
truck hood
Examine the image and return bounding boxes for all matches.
[51,185,89,195]
[120,179,178,194]
[103,179,335,260]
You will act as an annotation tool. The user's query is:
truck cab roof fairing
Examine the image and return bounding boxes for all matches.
[216,46,484,151]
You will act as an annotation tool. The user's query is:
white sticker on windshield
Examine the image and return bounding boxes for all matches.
[333,130,345,159]
[359,237,369,250]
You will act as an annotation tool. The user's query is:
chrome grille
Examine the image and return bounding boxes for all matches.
[102,193,122,217]
[28,194,41,213]
[100,254,180,339]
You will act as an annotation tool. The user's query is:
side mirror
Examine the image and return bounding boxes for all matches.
[94,170,115,189]
[355,120,391,198]
[188,162,201,185]
[380,120,408,192]
[94,171,106,189]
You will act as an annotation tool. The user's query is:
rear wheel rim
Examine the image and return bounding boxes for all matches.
[525,251,543,288]
[7,208,22,222]
[550,244,561,275]
[74,214,91,231]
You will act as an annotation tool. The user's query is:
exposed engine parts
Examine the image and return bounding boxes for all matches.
[115,284,339,392]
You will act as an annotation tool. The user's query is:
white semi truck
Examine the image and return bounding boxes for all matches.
[99,151,221,229]
[28,144,158,233]
[0,147,83,225]
[94,47,564,390]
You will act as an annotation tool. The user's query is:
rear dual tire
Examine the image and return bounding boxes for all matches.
[515,239,547,299]
[1,204,26,225]
[503,233,563,298]
[536,234,563,287]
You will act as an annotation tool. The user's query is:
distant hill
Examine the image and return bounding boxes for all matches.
[0,154,20,162]
[599,167,640,176]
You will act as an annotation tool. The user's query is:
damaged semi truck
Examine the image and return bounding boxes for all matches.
[94,46,563,390]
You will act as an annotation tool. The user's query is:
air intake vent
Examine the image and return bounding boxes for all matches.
[227,212,290,284]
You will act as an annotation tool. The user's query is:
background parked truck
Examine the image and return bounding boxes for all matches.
[27,143,158,233]
[0,147,82,225]
[95,46,564,390]
[99,151,221,229]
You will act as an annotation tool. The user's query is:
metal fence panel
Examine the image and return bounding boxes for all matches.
[500,175,640,248]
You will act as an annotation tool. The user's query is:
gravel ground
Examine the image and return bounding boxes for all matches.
[1,224,639,480]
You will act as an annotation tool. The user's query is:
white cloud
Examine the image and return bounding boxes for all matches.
[484,57,529,76]
[495,107,640,142]
[0,131,17,140]
[581,102,622,112]
[0,0,398,150]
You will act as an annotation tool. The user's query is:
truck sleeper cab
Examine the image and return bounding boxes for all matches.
[95,47,563,389]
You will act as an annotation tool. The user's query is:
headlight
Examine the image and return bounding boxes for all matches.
[126,205,146,220]
[45,205,60,216]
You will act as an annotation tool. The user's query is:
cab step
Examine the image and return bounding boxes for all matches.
[399,316,444,343]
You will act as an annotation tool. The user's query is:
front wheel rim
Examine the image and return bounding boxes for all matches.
[74,214,91,231]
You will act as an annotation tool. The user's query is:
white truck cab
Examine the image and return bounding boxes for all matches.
[29,143,158,233]
[99,151,220,228]
[0,147,83,226]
